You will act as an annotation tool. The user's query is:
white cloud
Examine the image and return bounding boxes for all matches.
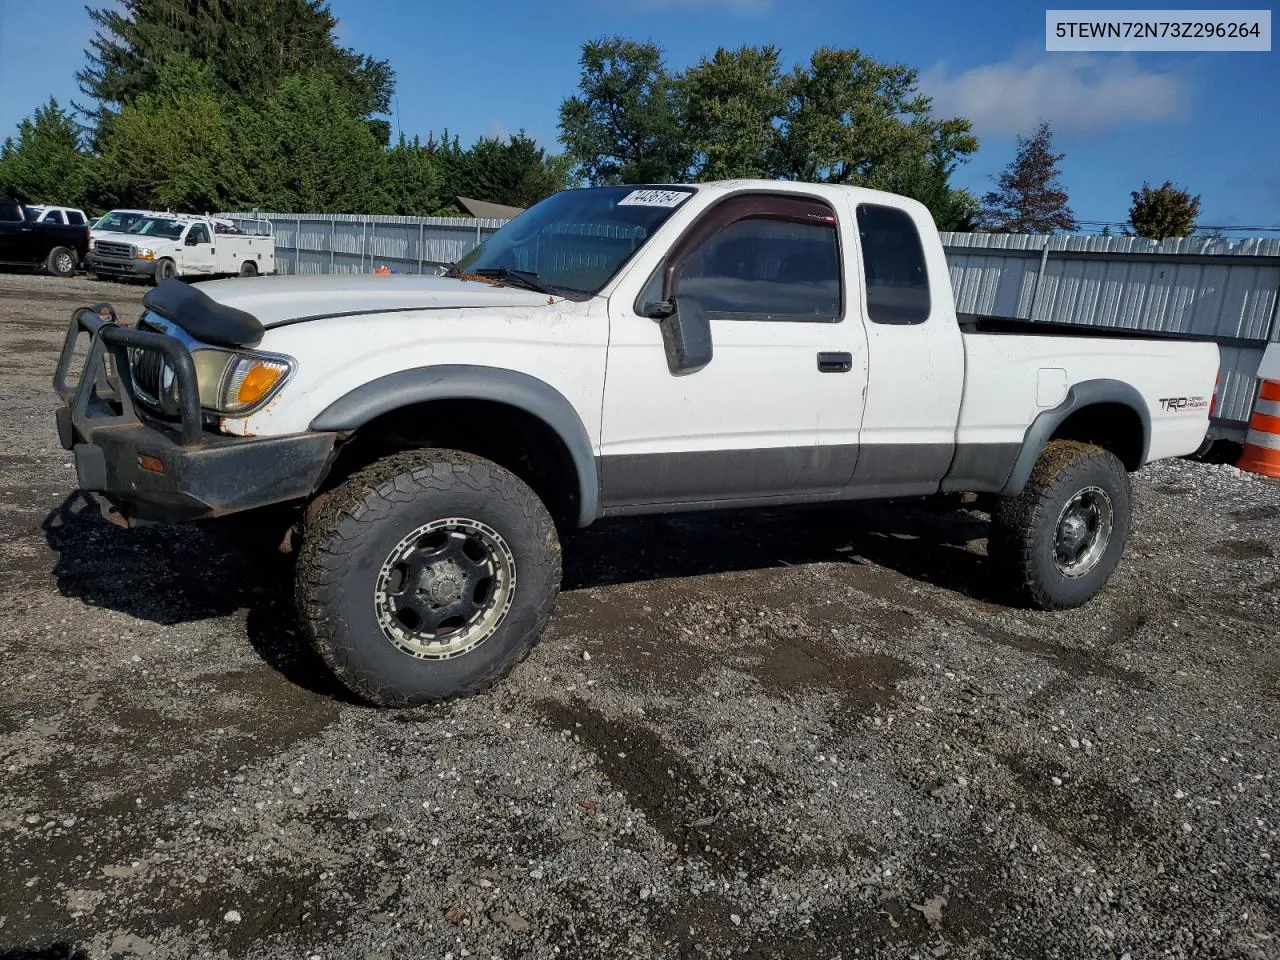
[921,52,1188,138]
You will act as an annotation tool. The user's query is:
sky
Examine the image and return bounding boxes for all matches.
[0,0,1276,232]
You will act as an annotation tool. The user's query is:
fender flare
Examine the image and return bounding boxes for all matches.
[310,365,600,527]
[1000,378,1151,496]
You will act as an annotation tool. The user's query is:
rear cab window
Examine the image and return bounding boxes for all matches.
[856,204,931,325]
[0,201,23,223]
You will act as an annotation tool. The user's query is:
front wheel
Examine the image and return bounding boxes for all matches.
[295,449,561,706]
[988,440,1132,610]
[152,258,177,285]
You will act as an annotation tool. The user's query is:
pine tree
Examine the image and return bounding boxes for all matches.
[979,121,1077,234]
[0,99,93,206]
[77,0,393,124]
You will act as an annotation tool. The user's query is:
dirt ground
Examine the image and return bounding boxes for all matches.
[0,271,1277,960]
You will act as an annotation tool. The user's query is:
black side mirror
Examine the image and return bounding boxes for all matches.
[654,296,712,375]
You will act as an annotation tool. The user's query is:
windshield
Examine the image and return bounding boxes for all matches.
[127,217,188,240]
[454,186,696,297]
[95,211,147,233]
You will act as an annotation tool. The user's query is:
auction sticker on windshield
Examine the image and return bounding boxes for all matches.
[616,189,691,207]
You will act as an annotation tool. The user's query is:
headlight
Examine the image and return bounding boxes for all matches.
[191,349,295,414]
[136,247,156,260]
[88,239,96,252]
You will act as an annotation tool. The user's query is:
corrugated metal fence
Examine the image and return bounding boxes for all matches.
[216,212,507,276]
[219,211,1280,432]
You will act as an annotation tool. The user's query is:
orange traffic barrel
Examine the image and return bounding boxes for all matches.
[1238,345,1280,478]
[374,265,391,275]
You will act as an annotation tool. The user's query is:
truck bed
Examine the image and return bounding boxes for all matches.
[958,313,1229,346]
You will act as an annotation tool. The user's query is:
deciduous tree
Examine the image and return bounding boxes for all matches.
[558,37,692,185]
[1128,180,1200,240]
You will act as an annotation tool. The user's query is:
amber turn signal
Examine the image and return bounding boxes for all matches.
[232,361,289,407]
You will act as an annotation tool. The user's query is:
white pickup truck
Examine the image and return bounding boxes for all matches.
[54,180,1218,706]
[86,213,275,284]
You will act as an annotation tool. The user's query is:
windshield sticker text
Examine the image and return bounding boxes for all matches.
[617,189,690,208]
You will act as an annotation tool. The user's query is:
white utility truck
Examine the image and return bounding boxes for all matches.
[86,213,274,284]
[54,180,1218,706]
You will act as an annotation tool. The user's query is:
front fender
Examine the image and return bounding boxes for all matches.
[310,364,600,526]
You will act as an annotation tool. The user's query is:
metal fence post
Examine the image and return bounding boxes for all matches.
[359,219,366,273]
[330,220,336,275]
[418,221,425,274]
[1026,238,1052,321]
[369,220,377,273]
[294,217,302,276]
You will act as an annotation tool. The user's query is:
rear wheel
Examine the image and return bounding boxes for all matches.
[152,258,177,285]
[45,246,76,278]
[296,449,561,706]
[238,260,258,277]
[989,440,1132,610]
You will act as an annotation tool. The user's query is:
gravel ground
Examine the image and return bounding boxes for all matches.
[1,272,1277,960]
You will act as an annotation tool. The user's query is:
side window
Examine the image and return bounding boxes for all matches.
[188,224,210,244]
[68,210,85,225]
[45,210,66,224]
[671,206,841,322]
[856,204,931,325]
[0,201,22,222]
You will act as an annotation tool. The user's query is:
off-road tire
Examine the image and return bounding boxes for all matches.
[296,449,561,707]
[45,246,76,278]
[152,258,177,285]
[989,440,1132,610]
[238,260,258,277]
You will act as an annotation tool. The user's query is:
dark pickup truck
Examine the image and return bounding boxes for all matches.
[0,198,90,277]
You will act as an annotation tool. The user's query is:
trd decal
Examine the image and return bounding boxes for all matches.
[1158,396,1209,411]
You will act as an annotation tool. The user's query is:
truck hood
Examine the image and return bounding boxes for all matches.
[193,273,554,328]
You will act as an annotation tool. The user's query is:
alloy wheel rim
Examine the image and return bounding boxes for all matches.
[1053,486,1114,578]
[373,517,516,659]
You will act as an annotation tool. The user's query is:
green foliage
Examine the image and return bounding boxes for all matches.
[451,133,573,208]
[383,134,447,216]
[239,72,390,213]
[773,49,977,188]
[1128,180,1200,240]
[681,45,787,181]
[557,38,979,229]
[558,37,693,185]
[980,122,1077,234]
[78,0,393,123]
[93,57,246,211]
[0,99,93,206]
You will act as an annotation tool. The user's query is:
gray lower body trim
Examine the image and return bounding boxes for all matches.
[597,439,1032,515]
[847,442,954,498]
[941,442,1022,493]
[600,444,857,507]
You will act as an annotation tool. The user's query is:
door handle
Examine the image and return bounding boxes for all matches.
[817,351,853,373]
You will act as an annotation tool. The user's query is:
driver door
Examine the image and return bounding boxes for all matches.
[180,223,216,275]
[599,192,868,511]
